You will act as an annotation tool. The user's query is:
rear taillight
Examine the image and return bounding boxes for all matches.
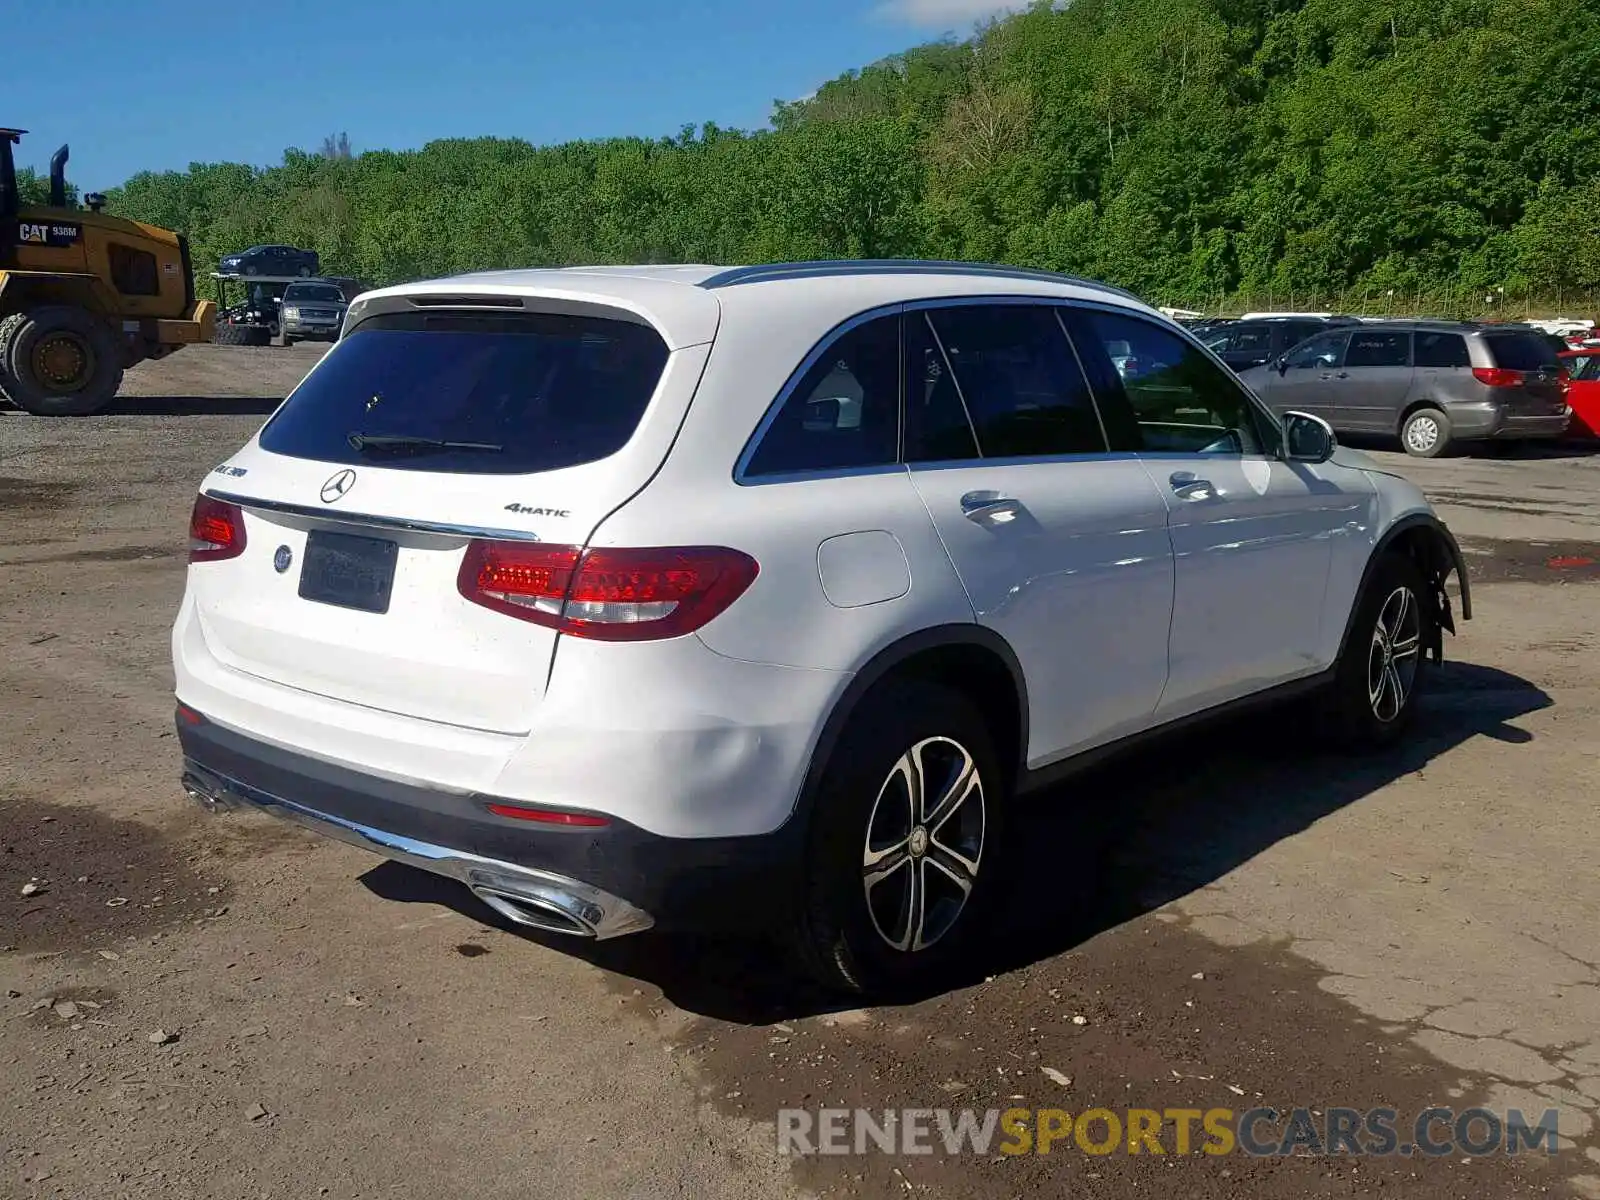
[188,495,246,563]
[1472,367,1522,388]
[456,542,759,641]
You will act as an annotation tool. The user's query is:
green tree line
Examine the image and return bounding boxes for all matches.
[92,0,1600,308]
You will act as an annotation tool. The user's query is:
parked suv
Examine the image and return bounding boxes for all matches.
[279,279,349,344]
[1239,320,1572,457]
[173,261,1470,995]
[1200,315,1359,371]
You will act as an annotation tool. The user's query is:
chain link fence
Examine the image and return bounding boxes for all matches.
[1151,287,1600,323]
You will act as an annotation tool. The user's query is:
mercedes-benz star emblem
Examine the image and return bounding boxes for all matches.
[320,469,357,504]
[273,545,293,574]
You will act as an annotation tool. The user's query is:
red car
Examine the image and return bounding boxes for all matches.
[1560,349,1600,439]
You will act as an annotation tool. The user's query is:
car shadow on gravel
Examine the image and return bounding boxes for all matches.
[105,396,282,417]
[363,660,1551,1023]
[1339,432,1600,461]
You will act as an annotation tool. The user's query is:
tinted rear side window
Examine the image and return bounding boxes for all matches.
[924,305,1107,457]
[1484,332,1560,371]
[1414,332,1470,368]
[258,311,668,475]
[1228,326,1274,354]
[1346,331,1410,368]
[905,312,981,462]
[744,313,901,477]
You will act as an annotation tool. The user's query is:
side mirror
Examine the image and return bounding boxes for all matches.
[1275,357,1289,376]
[1283,410,1336,463]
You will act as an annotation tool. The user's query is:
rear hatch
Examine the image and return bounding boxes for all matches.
[1480,330,1568,413]
[187,299,712,734]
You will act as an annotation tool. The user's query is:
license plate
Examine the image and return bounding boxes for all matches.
[298,531,398,614]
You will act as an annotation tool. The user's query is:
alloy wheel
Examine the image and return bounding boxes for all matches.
[1367,585,1422,722]
[861,736,986,953]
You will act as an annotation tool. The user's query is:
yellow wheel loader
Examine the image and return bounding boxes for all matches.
[0,128,216,416]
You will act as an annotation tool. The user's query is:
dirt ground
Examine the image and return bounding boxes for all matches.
[2,344,1598,1199]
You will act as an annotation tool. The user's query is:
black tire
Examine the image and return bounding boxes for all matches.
[212,323,272,347]
[1400,407,1451,458]
[793,682,1008,997]
[282,334,296,347]
[0,312,24,408]
[1325,552,1432,750]
[0,305,124,416]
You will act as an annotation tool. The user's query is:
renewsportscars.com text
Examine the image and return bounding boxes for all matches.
[777,1106,1562,1158]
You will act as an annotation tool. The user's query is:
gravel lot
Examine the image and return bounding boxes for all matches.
[2,344,1599,1199]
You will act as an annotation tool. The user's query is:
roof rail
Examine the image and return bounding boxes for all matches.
[697,259,1145,303]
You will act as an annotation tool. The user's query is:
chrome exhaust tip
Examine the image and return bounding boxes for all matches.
[177,761,655,939]
[470,884,603,938]
[182,770,239,813]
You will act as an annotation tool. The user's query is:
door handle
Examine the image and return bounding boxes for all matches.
[960,490,1023,524]
[1319,371,1349,380]
[1168,472,1217,502]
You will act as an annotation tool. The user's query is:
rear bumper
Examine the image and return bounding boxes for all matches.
[177,708,799,937]
[1448,400,1570,440]
[1490,412,1571,440]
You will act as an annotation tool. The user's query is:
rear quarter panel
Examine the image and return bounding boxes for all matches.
[587,286,975,676]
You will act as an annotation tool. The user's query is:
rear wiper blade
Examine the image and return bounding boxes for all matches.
[346,433,503,454]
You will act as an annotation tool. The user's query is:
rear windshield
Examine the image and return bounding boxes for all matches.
[258,311,669,475]
[283,284,344,303]
[1482,332,1560,371]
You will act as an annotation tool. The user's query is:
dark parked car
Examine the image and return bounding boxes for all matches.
[1238,320,1571,457]
[279,279,349,344]
[1201,316,1359,371]
[219,245,320,277]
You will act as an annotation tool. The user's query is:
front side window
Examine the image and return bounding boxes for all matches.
[1070,309,1274,455]
[921,305,1107,459]
[743,314,900,477]
[1283,332,1348,370]
[1569,354,1600,382]
[1346,330,1410,368]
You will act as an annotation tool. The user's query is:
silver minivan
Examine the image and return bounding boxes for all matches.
[1238,320,1571,457]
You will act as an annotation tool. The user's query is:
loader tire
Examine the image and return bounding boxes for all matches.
[212,323,272,347]
[0,306,125,416]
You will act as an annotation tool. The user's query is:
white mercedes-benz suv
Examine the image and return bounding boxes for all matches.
[173,261,1471,995]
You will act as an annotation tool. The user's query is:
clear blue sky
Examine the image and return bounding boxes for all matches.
[8,0,1014,190]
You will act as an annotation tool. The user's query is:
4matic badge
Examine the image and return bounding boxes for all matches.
[505,503,570,518]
